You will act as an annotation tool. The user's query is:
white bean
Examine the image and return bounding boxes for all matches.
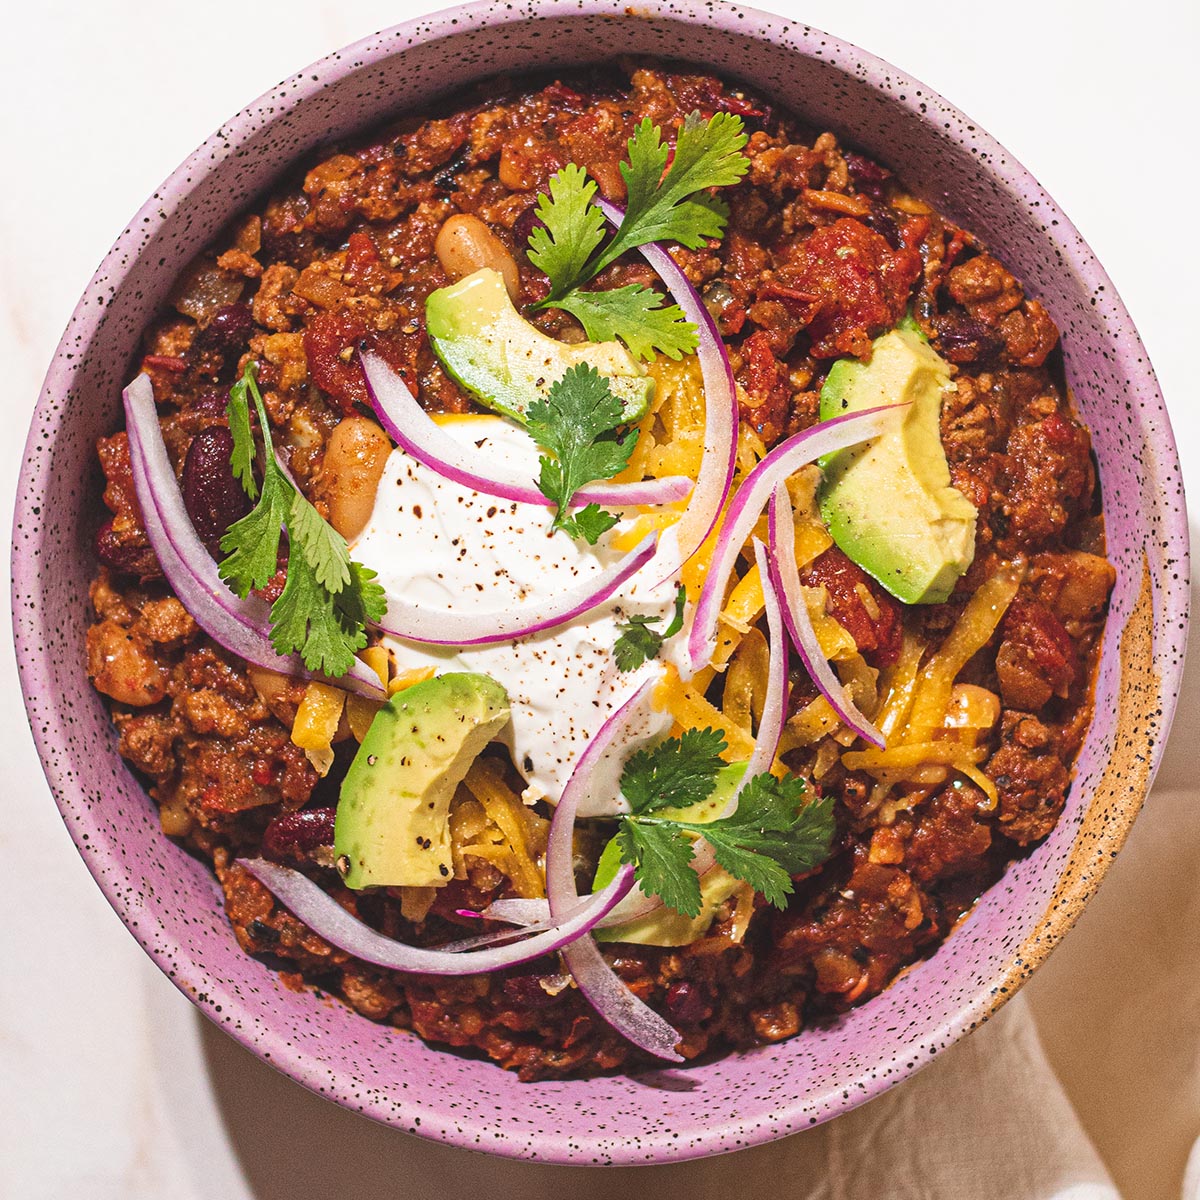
[321,417,391,541]
[434,213,520,299]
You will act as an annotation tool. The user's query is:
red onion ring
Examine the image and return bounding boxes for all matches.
[123,376,386,698]
[593,198,739,587]
[238,857,635,974]
[545,680,684,1061]
[745,538,790,779]
[687,405,902,674]
[360,351,691,509]
[767,484,885,748]
[372,532,658,646]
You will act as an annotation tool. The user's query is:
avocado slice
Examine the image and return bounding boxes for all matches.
[593,763,749,947]
[817,326,977,604]
[333,672,510,890]
[426,268,654,423]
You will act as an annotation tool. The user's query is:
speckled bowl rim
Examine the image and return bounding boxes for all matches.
[13,0,1187,1165]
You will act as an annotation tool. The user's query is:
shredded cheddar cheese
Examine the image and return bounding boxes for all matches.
[291,681,346,776]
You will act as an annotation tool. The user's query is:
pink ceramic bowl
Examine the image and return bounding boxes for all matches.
[12,0,1188,1164]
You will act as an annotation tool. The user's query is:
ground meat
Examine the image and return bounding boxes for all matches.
[1001,413,1093,549]
[947,254,1024,323]
[905,785,993,887]
[989,712,1071,845]
[86,64,1110,1081]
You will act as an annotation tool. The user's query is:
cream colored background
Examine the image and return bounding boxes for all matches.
[1,1,1195,1197]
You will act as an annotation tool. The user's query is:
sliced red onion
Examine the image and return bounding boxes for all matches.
[594,198,738,586]
[239,857,635,974]
[372,532,657,646]
[360,351,691,509]
[745,538,790,778]
[766,484,885,748]
[431,920,556,954]
[686,405,901,674]
[545,679,684,1061]
[480,879,673,932]
[477,897,555,926]
[123,376,385,698]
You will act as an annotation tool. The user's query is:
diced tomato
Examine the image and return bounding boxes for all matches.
[780,218,922,359]
[342,231,392,293]
[302,309,412,413]
[801,546,903,666]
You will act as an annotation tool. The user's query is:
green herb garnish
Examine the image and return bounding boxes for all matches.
[528,112,749,360]
[614,729,836,917]
[220,362,386,676]
[614,585,687,671]
[525,362,636,543]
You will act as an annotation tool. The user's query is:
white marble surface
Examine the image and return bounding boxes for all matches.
[1,1,1195,1196]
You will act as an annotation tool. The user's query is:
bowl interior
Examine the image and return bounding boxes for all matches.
[12,0,1187,1165]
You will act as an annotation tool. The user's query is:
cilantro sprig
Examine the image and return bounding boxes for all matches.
[220,362,386,676]
[614,585,687,672]
[528,111,749,360]
[614,729,836,917]
[525,363,635,543]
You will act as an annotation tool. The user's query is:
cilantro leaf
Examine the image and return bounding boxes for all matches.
[597,112,748,272]
[556,502,619,545]
[614,585,687,672]
[526,111,747,359]
[269,549,366,676]
[613,619,663,674]
[525,363,634,540]
[613,731,836,918]
[344,560,388,627]
[287,490,352,594]
[621,726,727,815]
[226,365,259,501]
[673,777,835,910]
[527,164,606,297]
[218,466,287,595]
[553,285,698,362]
[218,360,385,677]
[617,819,703,918]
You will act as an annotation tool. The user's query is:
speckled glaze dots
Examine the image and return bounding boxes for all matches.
[11,0,1187,1165]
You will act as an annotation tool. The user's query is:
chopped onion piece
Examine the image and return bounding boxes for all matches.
[767,484,885,748]
[360,351,691,509]
[594,198,739,586]
[372,533,657,646]
[687,405,901,674]
[239,857,635,974]
[123,376,385,698]
[545,680,684,1061]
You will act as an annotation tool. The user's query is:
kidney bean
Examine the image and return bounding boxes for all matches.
[845,152,891,197]
[665,981,713,1024]
[933,313,1003,364]
[181,427,251,556]
[261,807,337,863]
[95,519,159,577]
[192,302,254,359]
[866,206,902,250]
[186,387,231,418]
[500,974,563,1011]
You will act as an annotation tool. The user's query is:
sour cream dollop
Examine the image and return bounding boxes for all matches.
[352,414,681,816]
